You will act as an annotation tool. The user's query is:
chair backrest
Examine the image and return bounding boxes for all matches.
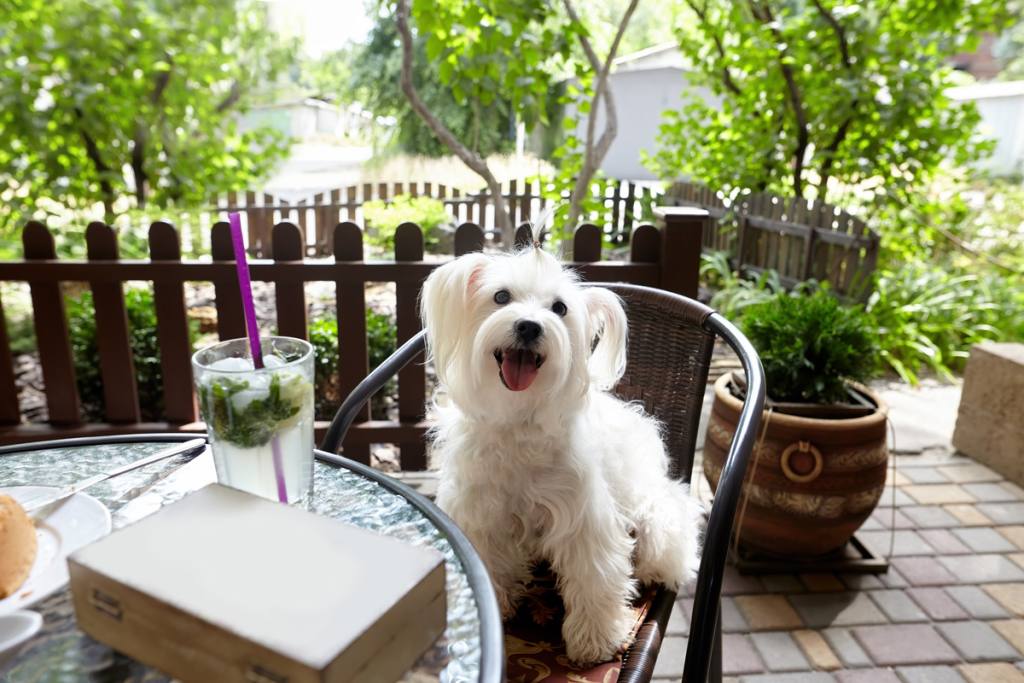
[598,284,716,483]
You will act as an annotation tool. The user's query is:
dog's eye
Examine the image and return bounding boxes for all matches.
[494,289,511,305]
[552,301,567,317]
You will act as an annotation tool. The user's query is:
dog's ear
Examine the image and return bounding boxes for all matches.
[420,252,491,386]
[583,287,628,390]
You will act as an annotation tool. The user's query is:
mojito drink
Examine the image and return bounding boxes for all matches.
[193,337,314,505]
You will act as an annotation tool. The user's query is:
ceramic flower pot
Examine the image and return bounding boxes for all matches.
[703,372,890,557]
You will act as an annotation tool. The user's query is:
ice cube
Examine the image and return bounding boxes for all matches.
[231,387,270,413]
[208,357,253,372]
[262,354,286,368]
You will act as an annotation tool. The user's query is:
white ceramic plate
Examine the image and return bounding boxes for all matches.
[0,486,112,616]
[0,610,42,666]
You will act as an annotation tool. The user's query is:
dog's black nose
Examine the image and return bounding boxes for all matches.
[515,319,543,344]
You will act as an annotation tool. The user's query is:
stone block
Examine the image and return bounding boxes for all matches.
[953,343,1024,486]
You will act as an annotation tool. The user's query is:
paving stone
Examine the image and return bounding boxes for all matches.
[954,528,1018,553]
[889,470,912,486]
[896,665,968,683]
[881,382,961,453]
[861,515,884,531]
[722,634,765,675]
[978,504,1024,525]
[669,598,689,635]
[841,573,885,590]
[940,462,1002,484]
[904,467,952,484]
[859,530,935,556]
[750,631,810,672]
[1003,483,1024,500]
[836,670,899,683]
[872,507,917,529]
[788,592,887,628]
[999,527,1024,551]
[801,573,846,592]
[722,567,765,596]
[1010,554,1024,571]
[904,505,961,529]
[937,621,1019,662]
[722,596,749,632]
[652,635,687,678]
[892,489,918,507]
[958,662,1024,682]
[946,504,995,526]
[878,567,910,589]
[984,584,1024,617]
[869,589,929,622]
[852,624,959,666]
[893,556,957,586]
[991,620,1024,656]
[794,629,842,670]
[905,484,976,505]
[947,586,1011,619]
[940,555,1024,584]
[761,574,805,593]
[735,595,803,631]
[965,483,1022,503]
[739,674,835,683]
[907,587,970,621]
[821,627,872,667]
[920,529,973,554]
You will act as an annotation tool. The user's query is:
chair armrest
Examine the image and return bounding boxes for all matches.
[683,312,766,683]
[319,330,427,453]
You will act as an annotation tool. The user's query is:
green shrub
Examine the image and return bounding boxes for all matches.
[742,289,879,404]
[866,264,1024,384]
[67,287,182,422]
[700,252,786,319]
[308,308,397,420]
[362,194,450,251]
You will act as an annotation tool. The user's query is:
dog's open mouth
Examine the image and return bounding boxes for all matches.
[493,348,544,391]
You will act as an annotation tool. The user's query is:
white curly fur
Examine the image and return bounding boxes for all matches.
[420,245,703,666]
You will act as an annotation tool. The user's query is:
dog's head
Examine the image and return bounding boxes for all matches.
[421,246,627,420]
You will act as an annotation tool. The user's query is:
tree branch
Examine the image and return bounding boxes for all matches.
[810,0,851,68]
[748,0,809,197]
[74,107,115,220]
[810,0,857,201]
[684,0,742,95]
[132,58,174,207]
[394,0,512,241]
[561,0,639,234]
[216,81,242,113]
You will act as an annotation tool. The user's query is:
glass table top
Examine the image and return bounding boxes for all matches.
[0,441,481,683]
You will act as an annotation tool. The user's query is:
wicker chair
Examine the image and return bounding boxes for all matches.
[321,283,765,683]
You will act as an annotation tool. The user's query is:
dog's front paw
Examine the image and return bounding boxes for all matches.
[562,604,635,667]
[494,582,525,620]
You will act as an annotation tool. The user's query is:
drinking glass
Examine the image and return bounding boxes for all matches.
[192,336,314,506]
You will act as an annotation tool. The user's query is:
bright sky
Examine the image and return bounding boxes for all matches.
[265,0,374,56]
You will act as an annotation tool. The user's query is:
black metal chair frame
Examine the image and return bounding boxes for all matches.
[321,284,766,683]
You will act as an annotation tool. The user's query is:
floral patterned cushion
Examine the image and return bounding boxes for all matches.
[505,566,656,683]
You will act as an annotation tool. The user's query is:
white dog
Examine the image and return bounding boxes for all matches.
[420,237,703,665]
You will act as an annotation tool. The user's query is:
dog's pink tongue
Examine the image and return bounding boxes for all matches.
[501,349,538,391]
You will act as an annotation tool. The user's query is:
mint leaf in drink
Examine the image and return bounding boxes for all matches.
[199,372,311,448]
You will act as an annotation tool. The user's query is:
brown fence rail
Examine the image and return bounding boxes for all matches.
[202,179,659,258]
[0,211,706,469]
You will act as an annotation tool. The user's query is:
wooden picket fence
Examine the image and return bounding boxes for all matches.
[200,178,660,258]
[0,211,706,469]
[664,181,880,299]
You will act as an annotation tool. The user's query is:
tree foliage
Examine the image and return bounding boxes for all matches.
[0,0,295,233]
[647,0,1014,206]
[347,19,515,157]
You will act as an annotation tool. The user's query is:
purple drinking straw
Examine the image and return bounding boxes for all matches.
[229,212,288,504]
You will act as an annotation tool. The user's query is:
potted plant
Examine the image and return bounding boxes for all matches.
[703,288,887,557]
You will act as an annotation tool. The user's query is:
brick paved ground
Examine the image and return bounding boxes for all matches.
[649,380,1024,683]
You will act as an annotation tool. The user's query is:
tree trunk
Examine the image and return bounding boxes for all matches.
[395,0,515,245]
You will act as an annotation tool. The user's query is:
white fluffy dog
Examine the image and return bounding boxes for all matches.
[420,239,703,665]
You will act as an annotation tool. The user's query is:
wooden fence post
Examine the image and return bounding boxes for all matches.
[334,222,369,463]
[0,292,21,425]
[149,221,197,424]
[24,222,80,425]
[211,222,247,341]
[654,207,707,299]
[272,222,308,340]
[394,222,426,471]
[86,222,141,423]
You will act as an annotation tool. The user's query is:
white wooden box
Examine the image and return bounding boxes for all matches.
[68,484,446,683]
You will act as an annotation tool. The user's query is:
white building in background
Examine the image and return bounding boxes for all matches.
[947,81,1024,176]
[580,44,1024,181]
